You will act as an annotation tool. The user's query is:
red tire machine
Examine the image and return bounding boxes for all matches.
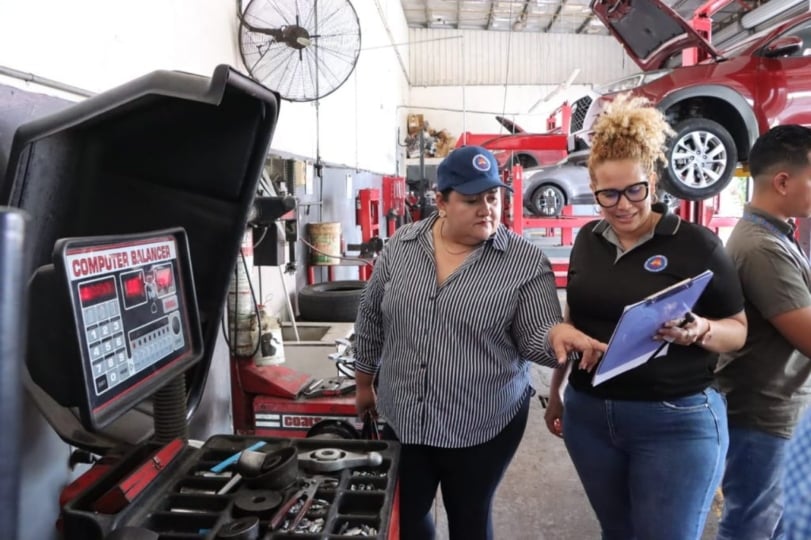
[236,180,407,440]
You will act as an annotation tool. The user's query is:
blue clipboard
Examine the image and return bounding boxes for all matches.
[592,270,714,386]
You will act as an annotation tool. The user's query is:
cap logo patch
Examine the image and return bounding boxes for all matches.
[644,255,668,272]
[472,154,491,172]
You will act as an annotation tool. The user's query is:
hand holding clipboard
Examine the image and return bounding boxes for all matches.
[591,270,714,386]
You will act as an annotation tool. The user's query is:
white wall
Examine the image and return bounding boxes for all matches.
[0,0,409,176]
[408,83,593,139]
[409,28,638,86]
[404,27,637,144]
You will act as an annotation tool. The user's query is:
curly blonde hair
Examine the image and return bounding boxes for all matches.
[587,93,674,183]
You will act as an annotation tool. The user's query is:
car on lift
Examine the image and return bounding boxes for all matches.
[522,151,594,217]
[456,116,568,170]
[570,1,811,200]
[521,149,681,217]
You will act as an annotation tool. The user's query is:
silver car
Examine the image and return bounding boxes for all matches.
[521,151,593,217]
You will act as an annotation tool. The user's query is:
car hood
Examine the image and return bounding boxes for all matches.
[495,115,525,134]
[591,0,721,72]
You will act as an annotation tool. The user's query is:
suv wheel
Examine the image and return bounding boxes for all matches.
[529,185,565,217]
[661,118,737,201]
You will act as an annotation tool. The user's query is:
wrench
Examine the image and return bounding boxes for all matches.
[298,448,383,473]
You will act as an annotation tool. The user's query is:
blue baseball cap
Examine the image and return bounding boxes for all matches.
[436,146,512,195]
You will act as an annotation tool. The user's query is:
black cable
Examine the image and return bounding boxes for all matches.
[336,361,355,379]
[226,248,262,358]
[258,262,264,308]
[238,250,262,359]
[253,226,269,248]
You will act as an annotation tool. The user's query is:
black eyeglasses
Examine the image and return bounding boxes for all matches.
[593,181,649,208]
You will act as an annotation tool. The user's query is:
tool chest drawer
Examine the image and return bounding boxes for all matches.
[62,435,400,540]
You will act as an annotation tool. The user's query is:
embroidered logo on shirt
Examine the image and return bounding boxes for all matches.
[473,154,491,172]
[644,255,668,272]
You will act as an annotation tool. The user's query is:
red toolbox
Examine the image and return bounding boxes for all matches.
[61,435,400,540]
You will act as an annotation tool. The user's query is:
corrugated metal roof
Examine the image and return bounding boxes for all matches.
[398,0,759,35]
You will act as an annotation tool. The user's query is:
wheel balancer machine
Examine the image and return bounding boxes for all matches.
[2,65,399,540]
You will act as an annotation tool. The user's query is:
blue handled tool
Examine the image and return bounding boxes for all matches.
[210,441,267,473]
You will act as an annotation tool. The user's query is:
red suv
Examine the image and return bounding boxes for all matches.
[571,1,811,200]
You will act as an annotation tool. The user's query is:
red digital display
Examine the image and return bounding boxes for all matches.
[121,270,147,309]
[124,274,145,298]
[155,266,174,291]
[79,278,117,306]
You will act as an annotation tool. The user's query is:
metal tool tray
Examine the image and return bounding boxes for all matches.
[62,435,400,540]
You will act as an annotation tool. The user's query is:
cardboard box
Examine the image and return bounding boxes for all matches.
[407,113,424,135]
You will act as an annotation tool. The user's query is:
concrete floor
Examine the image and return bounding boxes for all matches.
[282,329,722,540]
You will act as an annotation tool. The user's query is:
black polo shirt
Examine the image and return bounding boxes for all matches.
[567,206,744,400]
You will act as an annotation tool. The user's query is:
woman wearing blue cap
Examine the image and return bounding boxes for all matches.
[353,145,605,539]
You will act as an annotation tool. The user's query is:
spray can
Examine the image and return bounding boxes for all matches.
[255,305,285,366]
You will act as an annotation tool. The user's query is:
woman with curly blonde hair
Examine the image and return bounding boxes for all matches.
[544,94,747,540]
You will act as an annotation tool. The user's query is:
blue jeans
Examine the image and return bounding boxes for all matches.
[563,386,728,540]
[717,426,788,540]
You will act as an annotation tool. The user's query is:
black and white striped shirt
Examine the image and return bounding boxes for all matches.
[354,215,562,447]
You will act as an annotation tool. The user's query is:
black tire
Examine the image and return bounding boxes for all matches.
[529,184,565,217]
[298,280,366,322]
[661,118,737,201]
[512,153,538,170]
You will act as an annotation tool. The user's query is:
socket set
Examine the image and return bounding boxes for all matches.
[61,435,400,540]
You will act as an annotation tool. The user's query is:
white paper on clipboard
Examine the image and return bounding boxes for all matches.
[592,270,714,386]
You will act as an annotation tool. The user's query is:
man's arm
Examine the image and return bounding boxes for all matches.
[770,308,811,358]
[736,242,811,356]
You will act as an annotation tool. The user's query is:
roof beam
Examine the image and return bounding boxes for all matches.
[486,1,495,30]
[457,0,462,29]
[514,0,531,30]
[545,0,568,32]
[576,13,594,33]
[424,0,430,28]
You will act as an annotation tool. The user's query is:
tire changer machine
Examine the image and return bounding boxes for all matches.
[1,65,398,540]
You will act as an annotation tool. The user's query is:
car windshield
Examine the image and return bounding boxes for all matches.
[718,27,774,58]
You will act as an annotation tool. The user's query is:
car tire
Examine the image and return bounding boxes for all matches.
[512,153,539,170]
[298,280,366,322]
[661,118,737,201]
[529,184,565,217]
